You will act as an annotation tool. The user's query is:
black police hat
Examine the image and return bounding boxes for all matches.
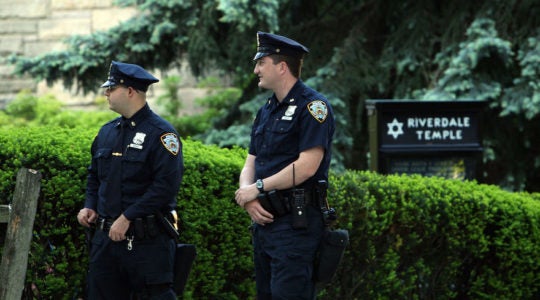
[101,61,159,92]
[253,31,309,61]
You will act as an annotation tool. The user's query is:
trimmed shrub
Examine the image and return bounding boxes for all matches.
[325,172,540,299]
[0,125,252,299]
[0,125,539,299]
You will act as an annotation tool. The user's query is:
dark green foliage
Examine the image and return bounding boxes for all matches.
[156,75,183,119]
[418,18,540,191]
[2,90,115,129]
[175,138,255,299]
[324,171,540,299]
[0,124,253,299]
[163,78,245,139]
[0,121,539,298]
[8,0,540,191]
[3,0,540,296]
[0,126,93,299]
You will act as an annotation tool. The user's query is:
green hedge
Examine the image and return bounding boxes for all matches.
[1,125,539,299]
[0,125,252,299]
[328,172,540,299]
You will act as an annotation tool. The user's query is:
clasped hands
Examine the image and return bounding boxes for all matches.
[235,184,274,226]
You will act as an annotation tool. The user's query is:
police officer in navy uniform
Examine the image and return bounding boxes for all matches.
[77,61,183,299]
[235,32,335,299]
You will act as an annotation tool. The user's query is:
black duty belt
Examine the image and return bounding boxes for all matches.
[96,217,114,231]
[258,188,320,218]
[96,214,171,240]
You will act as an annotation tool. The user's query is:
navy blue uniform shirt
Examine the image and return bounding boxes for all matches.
[85,104,183,220]
[249,80,334,187]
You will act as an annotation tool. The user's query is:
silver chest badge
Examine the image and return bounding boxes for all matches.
[129,132,146,149]
[282,105,297,120]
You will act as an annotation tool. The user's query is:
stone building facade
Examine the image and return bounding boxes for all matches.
[0,0,140,107]
[0,0,205,113]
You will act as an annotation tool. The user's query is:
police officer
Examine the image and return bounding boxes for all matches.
[235,32,335,299]
[77,61,183,299]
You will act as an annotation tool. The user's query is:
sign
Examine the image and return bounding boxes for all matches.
[366,100,486,180]
[383,115,477,145]
[386,155,477,180]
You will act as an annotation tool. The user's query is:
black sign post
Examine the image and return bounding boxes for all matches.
[366,100,486,180]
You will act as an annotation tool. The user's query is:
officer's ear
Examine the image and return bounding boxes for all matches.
[279,61,288,74]
[127,86,141,95]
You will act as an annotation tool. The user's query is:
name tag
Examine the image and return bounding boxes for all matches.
[128,143,143,150]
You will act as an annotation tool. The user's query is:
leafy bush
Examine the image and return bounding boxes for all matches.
[0,125,252,299]
[3,90,115,129]
[0,121,539,299]
[325,171,540,299]
[156,75,183,118]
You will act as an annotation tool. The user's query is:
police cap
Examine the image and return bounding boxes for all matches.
[101,61,159,92]
[253,31,309,61]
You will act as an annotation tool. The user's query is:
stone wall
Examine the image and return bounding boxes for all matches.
[0,0,207,114]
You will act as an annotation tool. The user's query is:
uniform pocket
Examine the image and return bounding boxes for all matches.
[268,119,297,152]
[94,148,112,180]
[270,119,295,134]
[124,147,150,178]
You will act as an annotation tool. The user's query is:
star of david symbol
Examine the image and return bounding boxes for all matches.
[387,118,404,139]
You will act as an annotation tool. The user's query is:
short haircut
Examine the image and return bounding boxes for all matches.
[270,54,304,78]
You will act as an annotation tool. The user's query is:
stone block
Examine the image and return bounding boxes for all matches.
[0,20,37,34]
[51,0,114,10]
[0,36,25,55]
[0,0,48,18]
[0,78,36,94]
[37,81,98,106]
[0,64,15,76]
[92,7,138,31]
[38,11,92,39]
[24,40,67,56]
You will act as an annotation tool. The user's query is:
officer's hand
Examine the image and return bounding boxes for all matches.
[109,214,131,242]
[234,184,259,208]
[77,208,97,228]
[244,200,274,226]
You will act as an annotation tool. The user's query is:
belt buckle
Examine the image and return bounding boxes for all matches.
[98,218,106,230]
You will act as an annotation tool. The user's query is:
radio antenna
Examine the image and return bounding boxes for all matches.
[292,163,296,188]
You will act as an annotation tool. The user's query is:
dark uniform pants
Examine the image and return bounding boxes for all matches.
[87,230,176,300]
[253,205,324,300]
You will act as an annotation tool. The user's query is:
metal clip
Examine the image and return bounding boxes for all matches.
[127,235,134,251]
[170,210,178,230]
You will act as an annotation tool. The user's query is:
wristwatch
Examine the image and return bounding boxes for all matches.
[256,179,264,193]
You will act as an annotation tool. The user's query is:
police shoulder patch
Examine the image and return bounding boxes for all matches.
[307,100,328,123]
[160,133,180,155]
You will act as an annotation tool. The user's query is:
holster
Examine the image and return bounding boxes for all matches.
[156,211,197,294]
[173,243,196,294]
[314,228,349,285]
[313,180,348,285]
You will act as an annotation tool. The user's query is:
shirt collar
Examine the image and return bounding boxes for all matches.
[119,104,151,129]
